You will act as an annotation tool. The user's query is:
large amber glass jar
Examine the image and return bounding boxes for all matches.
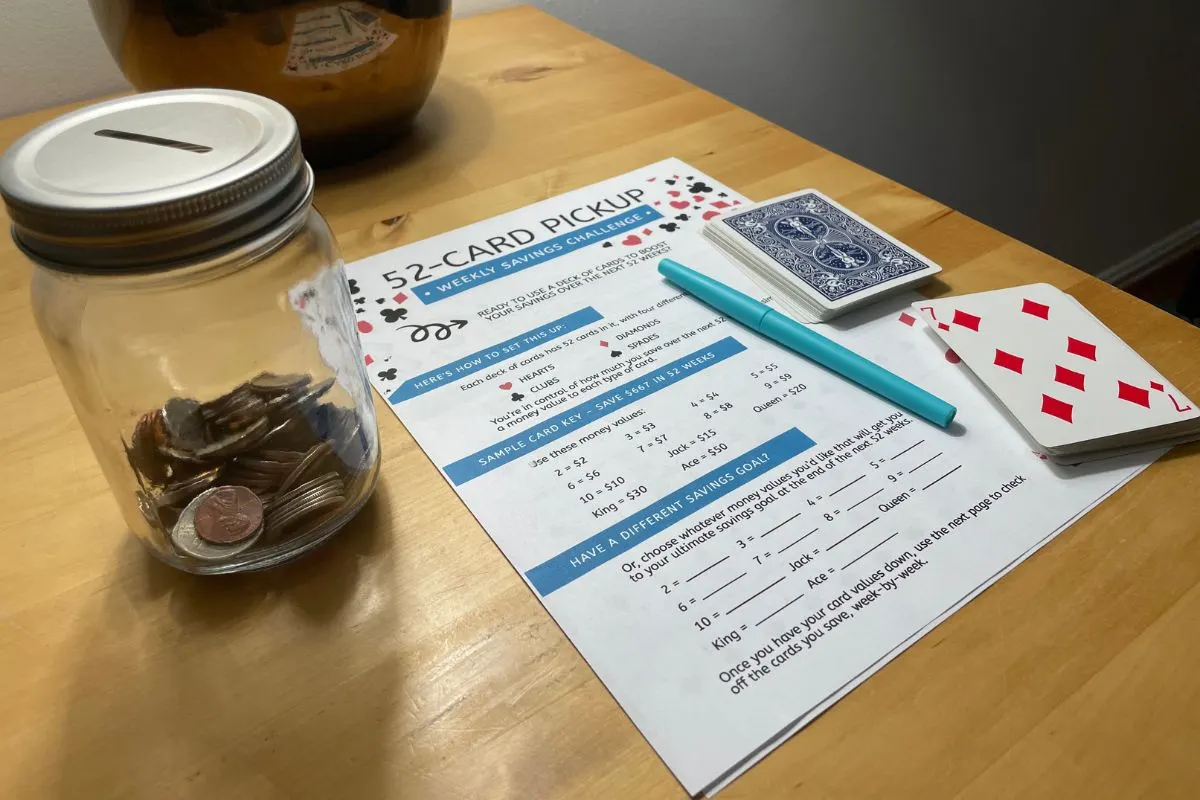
[88,0,452,164]
[0,90,380,573]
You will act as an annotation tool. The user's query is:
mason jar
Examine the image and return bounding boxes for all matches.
[0,89,380,574]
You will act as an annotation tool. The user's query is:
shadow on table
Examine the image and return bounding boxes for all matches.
[52,480,403,799]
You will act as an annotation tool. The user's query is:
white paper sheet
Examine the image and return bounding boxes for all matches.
[345,159,1151,795]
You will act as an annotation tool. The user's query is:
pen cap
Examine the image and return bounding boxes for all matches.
[658,259,770,329]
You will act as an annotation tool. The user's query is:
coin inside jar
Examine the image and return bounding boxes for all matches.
[171,486,264,562]
[193,485,264,544]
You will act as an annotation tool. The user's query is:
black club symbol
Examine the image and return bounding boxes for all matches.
[381,308,408,323]
[688,181,712,194]
[377,368,397,381]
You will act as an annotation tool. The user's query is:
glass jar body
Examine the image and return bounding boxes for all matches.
[31,208,380,573]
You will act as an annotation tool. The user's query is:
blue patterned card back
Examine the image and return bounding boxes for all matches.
[718,191,937,304]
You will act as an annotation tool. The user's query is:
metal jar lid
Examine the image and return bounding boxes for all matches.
[0,89,312,272]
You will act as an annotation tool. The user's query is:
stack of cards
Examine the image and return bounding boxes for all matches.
[703,189,941,322]
[916,283,1200,463]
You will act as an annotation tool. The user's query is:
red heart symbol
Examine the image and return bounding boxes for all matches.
[654,201,661,205]
[944,348,962,364]
[357,320,373,333]
[393,291,407,304]
[668,190,681,197]
[622,235,642,246]
[643,228,652,235]
[702,210,721,221]
[364,354,374,366]
[670,200,690,209]
[499,382,513,390]
[693,195,705,202]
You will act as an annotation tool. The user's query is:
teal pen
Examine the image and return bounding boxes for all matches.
[658,258,957,428]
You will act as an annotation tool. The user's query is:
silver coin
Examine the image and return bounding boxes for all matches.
[162,397,206,451]
[156,466,222,507]
[170,486,263,562]
[265,488,345,538]
[275,441,334,495]
[264,471,342,513]
[248,372,311,396]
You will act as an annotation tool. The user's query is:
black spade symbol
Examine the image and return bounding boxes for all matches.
[348,278,360,295]
[610,350,623,358]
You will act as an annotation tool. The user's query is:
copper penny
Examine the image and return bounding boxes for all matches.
[193,485,264,544]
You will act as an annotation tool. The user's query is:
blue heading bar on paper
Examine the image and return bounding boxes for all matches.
[524,428,816,596]
[412,205,663,304]
[388,307,602,404]
[442,336,747,485]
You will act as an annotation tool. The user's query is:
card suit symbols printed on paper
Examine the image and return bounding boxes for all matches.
[499,382,513,391]
[1066,336,1097,360]
[1150,381,1165,391]
[1054,364,1086,391]
[377,368,397,381]
[1041,394,1074,423]
[952,309,981,331]
[897,312,917,327]
[393,292,408,304]
[993,348,1024,374]
[1021,298,1050,319]
[356,320,373,333]
[1117,380,1151,409]
[944,348,962,364]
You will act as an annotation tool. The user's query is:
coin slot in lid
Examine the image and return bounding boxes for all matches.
[93,128,214,154]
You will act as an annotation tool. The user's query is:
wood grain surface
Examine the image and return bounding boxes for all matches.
[1,6,1197,798]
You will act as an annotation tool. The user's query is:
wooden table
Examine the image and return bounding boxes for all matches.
[2,6,1198,798]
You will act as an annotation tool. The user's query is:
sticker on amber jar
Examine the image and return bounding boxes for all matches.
[283,2,397,76]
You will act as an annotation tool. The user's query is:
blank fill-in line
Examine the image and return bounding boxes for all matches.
[702,572,747,600]
[755,592,808,627]
[726,575,787,616]
[922,465,963,490]
[846,487,884,511]
[908,452,942,474]
[761,510,803,538]
[890,439,925,460]
[829,474,865,496]
[827,516,880,551]
[841,531,901,571]
[778,527,820,555]
[686,555,730,583]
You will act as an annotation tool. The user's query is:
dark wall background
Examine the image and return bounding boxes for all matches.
[536,0,1200,282]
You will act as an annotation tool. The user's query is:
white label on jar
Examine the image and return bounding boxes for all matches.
[282,2,397,76]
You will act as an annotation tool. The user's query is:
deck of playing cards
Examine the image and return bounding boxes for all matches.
[703,189,941,322]
[916,283,1200,463]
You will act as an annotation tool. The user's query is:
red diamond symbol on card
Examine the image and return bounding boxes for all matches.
[952,309,981,331]
[937,322,950,331]
[393,292,407,304]
[1041,394,1074,422]
[1022,298,1050,319]
[599,341,608,348]
[1150,380,1165,392]
[898,312,916,326]
[1117,380,1151,408]
[1066,336,1097,360]
[993,348,1024,373]
[364,354,374,366]
[711,200,730,209]
[1054,364,1086,391]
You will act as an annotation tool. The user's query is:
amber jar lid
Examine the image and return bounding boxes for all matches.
[0,89,311,272]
